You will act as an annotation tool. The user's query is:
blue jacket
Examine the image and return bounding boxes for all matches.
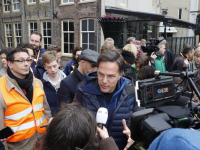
[149,128,200,150]
[74,71,137,150]
[63,59,76,75]
[31,47,46,81]
[43,70,66,116]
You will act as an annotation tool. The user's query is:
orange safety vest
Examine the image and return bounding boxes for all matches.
[0,76,48,142]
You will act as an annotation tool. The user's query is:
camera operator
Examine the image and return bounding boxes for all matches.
[150,42,166,74]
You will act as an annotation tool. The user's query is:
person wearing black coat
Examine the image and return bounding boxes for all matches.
[165,49,174,72]
[58,49,99,105]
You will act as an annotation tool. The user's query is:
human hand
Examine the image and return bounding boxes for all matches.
[183,59,189,67]
[150,52,157,63]
[97,126,109,139]
[122,119,135,150]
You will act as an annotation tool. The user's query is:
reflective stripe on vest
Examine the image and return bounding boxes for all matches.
[0,76,48,142]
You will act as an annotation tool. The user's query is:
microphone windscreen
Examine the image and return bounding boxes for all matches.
[96,107,108,124]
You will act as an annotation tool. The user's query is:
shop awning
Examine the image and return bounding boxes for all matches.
[105,6,196,29]
[159,22,177,33]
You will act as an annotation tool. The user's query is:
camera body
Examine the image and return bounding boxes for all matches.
[141,37,164,55]
[132,75,200,149]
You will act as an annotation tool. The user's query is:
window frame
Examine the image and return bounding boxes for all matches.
[40,0,50,3]
[80,18,95,50]
[61,20,74,55]
[3,0,10,13]
[178,8,182,19]
[4,23,13,47]
[61,0,74,4]
[29,22,38,38]
[13,23,22,47]
[12,0,20,11]
[120,0,125,5]
[27,0,36,5]
[41,21,52,49]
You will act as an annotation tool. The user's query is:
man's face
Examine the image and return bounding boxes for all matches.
[44,60,59,78]
[7,52,31,79]
[75,51,82,60]
[188,50,194,59]
[97,61,123,93]
[56,52,62,66]
[83,61,97,76]
[1,53,7,68]
[195,51,200,66]
[29,34,41,50]
[158,45,166,55]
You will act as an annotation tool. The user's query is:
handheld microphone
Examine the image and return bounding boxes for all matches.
[96,107,108,129]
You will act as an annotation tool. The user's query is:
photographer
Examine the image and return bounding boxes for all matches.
[150,42,166,74]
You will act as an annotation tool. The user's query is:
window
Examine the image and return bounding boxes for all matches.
[41,21,51,49]
[5,24,13,47]
[120,0,125,5]
[81,19,95,50]
[13,0,20,11]
[41,0,49,2]
[62,20,74,54]
[29,22,37,36]
[28,0,36,4]
[3,0,10,12]
[62,0,74,3]
[14,23,22,47]
[178,8,182,19]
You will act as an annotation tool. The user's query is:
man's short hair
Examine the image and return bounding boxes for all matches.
[42,51,58,64]
[97,50,124,73]
[0,47,13,56]
[127,37,135,43]
[17,43,36,56]
[31,31,42,41]
[105,37,114,44]
[99,43,116,54]
[47,45,61,53]
[7,48,29,62]
[182,44,194,55]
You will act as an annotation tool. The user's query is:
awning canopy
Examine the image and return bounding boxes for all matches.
[159,22,177,33]
[105,6,196,29]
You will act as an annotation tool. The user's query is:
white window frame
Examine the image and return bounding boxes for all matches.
[120,0,125,5]
[62,20,74,55]
[80,18,95,50]
[41,21,51,49]
[5,24,13,47]
[14,23,22,47]
[62,0,74,4]
[40,0,50,3]
[29,22,37,38]
[27,0,36,4]
[3,0,10,12]
[13,0,20,11]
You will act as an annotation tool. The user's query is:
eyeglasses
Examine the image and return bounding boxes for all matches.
[13,59,32,64]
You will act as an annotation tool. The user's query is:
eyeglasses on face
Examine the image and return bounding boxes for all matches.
[13,59,32,64]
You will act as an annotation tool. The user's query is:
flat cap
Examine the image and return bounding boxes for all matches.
[79,49,99,65]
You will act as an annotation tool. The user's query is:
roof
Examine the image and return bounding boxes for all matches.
[105,6,196,29]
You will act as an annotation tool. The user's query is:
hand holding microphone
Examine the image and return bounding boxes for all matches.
[96,107,108,140]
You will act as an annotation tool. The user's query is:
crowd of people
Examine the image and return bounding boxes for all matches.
[0,31,200,150]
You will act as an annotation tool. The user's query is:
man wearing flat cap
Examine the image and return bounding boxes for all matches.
[58,49,99,105]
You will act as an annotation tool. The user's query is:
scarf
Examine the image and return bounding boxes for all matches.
[7,68,33,103]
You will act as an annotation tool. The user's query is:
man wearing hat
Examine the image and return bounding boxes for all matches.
[58,49,99,105]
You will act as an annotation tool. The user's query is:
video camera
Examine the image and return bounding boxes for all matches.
[141,37,164,55]
[131,70,200,149]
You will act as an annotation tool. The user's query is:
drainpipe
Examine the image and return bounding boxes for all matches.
[97,19,99,52]
[22,0,27,42]
[51,0,54,44]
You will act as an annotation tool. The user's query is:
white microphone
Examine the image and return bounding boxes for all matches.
[96,107,108,129]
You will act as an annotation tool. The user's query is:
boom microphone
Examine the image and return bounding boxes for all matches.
[96,107,108,129]
[154,70,181,77]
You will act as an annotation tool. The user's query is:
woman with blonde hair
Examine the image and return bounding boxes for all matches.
[122,44,137,57]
